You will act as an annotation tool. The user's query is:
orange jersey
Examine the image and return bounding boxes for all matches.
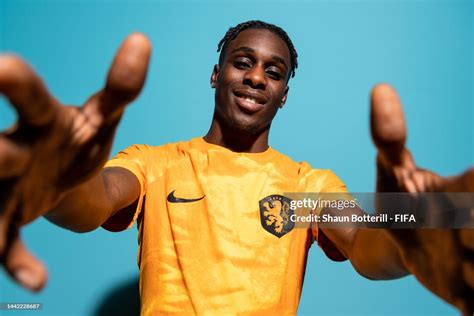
[104,137,347,315]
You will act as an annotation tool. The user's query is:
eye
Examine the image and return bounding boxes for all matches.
[234,61,250,69]
[233,58,252,70]
[266,68,283,80]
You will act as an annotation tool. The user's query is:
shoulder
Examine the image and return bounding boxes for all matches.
[106,139,196,172]
[119,138,198,159]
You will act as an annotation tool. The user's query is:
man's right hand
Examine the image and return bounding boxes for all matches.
[0,33,151,291]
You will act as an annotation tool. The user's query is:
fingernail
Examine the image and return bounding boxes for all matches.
[15,269,40,290]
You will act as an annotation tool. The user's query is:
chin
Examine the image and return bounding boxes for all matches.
[227,115,267,136]
[214,101,270,136]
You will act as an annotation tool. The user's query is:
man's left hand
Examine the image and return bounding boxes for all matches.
[370,83,474,315]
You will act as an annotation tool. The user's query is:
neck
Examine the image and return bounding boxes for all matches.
[204,117,270,153]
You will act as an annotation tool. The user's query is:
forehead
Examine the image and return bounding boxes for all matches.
[224,28,291,65]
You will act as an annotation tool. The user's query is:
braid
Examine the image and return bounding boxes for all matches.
[217,20,298,79]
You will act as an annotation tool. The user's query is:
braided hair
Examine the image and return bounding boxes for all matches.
[217,20,298,79]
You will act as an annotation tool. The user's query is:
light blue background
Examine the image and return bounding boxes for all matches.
[0,0,472,315]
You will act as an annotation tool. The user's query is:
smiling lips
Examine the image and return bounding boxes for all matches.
[233,90,268,113]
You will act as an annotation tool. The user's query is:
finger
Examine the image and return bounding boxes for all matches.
[460,168,474,192]
[0,55,58,127]
[83,33,152,123]
[370,83,407,163]
[0,135,30,177]
[453,297,474,316]
[0,217,10,256]
[423,170,444,192]
[105,33,152,102]
[402,177,418,193]
[459,230,474,251]
[2,235,47,292]
[462,261,474,289]
[0,178,21,255]
[396,167,418,193]
[411,171,426,192]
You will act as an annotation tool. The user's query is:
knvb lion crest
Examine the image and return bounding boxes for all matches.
[259,195,294,238]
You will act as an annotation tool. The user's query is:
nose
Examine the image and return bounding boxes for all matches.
[243,65,267,90]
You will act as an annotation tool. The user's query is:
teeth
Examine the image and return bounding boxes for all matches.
[244,97,257,104]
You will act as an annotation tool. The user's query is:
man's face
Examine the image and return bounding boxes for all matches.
[211,29,291,135]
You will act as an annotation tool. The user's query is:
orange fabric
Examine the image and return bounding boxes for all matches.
[104,137,347,315]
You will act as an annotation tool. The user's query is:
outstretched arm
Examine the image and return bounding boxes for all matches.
[44,167,140,233]
[321,83,473,314]
[0,34,151,291]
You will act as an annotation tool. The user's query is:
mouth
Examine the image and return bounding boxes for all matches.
[233,90,267,113]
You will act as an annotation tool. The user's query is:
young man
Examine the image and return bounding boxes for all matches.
[0,21,472,315]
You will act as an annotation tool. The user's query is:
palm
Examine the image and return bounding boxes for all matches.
[4,104,113,225]
[0,33,151,290]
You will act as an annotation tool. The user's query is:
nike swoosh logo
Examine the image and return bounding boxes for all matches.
[167,190,205,203]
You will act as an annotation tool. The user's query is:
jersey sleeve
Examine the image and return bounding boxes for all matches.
[101,144,150,231]
[305,169,349,262]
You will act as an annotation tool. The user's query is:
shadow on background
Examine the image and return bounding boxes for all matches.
[94,276,140,316]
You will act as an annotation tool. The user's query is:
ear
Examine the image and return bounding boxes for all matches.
[210,64,220,88]
[279,86,289,108]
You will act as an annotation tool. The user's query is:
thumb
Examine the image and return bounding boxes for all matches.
[370,83,407,164]
[2,234,48,292]
[104,32,152,106]
[83,33,152,122]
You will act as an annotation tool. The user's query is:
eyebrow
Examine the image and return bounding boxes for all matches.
[229,46,288,70]
[229,46,255,55]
